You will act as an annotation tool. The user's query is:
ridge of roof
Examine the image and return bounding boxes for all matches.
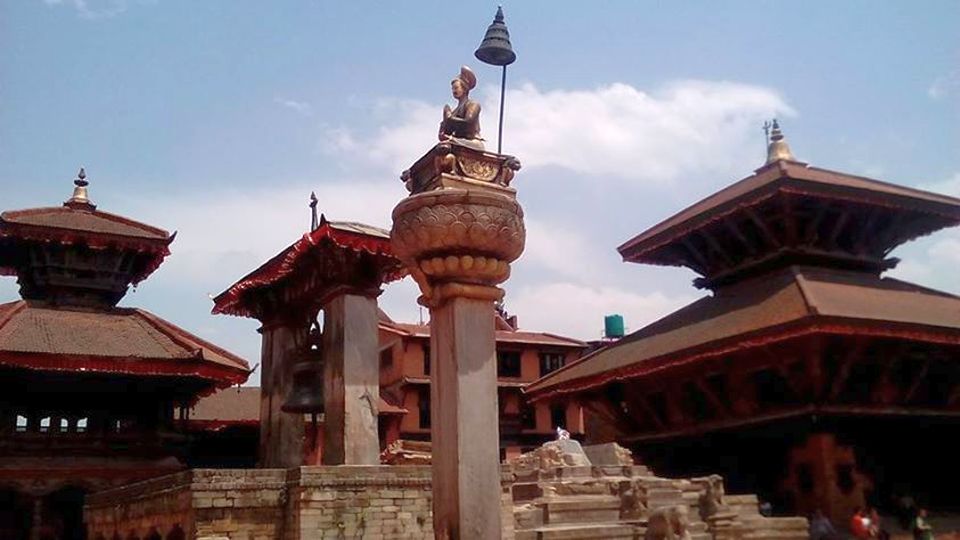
[1,206,172,241]
[132,308,250,372]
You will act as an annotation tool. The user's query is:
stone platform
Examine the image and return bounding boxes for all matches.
[85,466,514,540]
[85,443,808,539]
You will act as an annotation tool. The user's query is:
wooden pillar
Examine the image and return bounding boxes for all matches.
[257,317,307,468]
[431,296,502,539]
[321,291,381,465]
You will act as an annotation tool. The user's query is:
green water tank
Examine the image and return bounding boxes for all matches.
[604,314,625,338]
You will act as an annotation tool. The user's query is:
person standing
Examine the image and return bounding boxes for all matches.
[913,508,935,540]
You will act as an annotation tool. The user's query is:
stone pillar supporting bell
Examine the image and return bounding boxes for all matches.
[321,288,382,465]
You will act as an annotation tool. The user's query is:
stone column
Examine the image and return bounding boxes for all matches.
[321,290,381,465]
[431,296,502,538]
[392,142,524,539]
[257,317,307,468]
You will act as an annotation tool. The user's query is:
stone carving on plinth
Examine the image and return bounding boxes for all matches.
[645,506,693,540]
[391,66,524,540]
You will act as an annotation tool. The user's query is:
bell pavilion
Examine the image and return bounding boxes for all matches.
[527,123,960,526]
[0,171,249,540]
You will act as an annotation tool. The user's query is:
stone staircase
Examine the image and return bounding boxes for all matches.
[508,442,809,540]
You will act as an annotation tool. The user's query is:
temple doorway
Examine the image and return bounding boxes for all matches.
[0,488,32,540]
[41,486,88,540]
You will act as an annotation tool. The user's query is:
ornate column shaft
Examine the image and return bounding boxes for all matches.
[392,141,523,539]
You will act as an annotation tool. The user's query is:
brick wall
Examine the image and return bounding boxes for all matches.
[86,466,515,540]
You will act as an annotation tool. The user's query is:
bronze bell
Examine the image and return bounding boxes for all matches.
[282,322,325,415]
[281,357,325,415]
[474,6,516,66]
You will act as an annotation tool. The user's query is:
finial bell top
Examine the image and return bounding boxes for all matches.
[65,166,96,210]
[765,119,796,164]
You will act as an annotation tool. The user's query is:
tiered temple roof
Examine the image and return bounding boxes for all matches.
[0,171,248,388]
[526,127,960,405]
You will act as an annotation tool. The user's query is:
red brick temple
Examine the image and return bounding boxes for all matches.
[526,123,960,525]
[0,171,249,540]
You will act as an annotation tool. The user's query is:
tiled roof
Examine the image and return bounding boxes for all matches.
[0,206,174,284]
[190,387,261,423]
[188,387,406,426]
[0,301,249,385]
[619,161,960,260]
[212,218,403,318]
[526,267,960,398]
[0,206,171,241]
[380,320,586,348]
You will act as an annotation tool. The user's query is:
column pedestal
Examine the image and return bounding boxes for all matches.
[431,296,502,539]
[322,292,381,465]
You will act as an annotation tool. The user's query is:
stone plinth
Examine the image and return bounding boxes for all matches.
[85,466,517,540]
[391,141,525,539]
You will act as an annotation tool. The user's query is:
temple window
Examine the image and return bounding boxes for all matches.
[77,417,88,433]
[15,415,27,433]
[497,350,521,378]
[417,388,431,429]
[59,418,70,433]
[539,353,565,376]
[40,416,51,433]
[836,464,855,494]
[520,403,537,430]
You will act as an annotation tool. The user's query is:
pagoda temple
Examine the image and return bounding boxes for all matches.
[0,170,249,540]
[526,123,960,525]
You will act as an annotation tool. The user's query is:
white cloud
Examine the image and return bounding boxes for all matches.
[923,172,960,197]
[929,70,960,100]
[324,80,793,186]
[507,282,696,341]
[521,218,608,281]
[128,179,407,287]
[274,98,314,117]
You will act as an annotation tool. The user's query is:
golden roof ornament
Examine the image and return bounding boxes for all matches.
[64,167,96,210]
[765,119,796,164]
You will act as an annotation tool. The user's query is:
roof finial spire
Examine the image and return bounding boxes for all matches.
[765,119,796,164]
[309,191,319,231]
[64,167,96,210]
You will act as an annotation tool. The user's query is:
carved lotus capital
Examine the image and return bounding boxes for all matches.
[391,188,525,307]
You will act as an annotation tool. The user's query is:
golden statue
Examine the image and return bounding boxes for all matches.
[439,66,484,150]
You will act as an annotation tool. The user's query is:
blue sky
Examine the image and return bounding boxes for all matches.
[2,1,958,385]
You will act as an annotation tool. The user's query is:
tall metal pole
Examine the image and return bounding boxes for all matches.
[498,65,507,154]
